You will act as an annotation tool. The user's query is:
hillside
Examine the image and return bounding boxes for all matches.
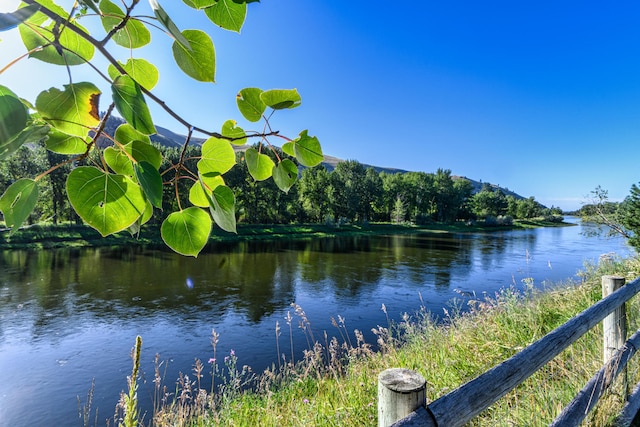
[105,116,526,200]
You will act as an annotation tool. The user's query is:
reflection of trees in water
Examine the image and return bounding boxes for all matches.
[0,232,506,338]
[473,231,538,273]
[370,234,475,289]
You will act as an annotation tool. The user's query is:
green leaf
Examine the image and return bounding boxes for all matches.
[108,59,159,91]
[1,125,51,160]
[182,0,217,8]
[66,166,147,236]
[100,0,150,49]
[161,207,211,257]
[236,87,265,122]
[172,30,215,82]
[45,128,88,155]
[197,136,236,175]
[128,199,154,236]
[21,0,67,24]
[112,75,156,135]
[221,119,247,146]
[0,4,40,32]
[245,147,274,181]
[0,85,28,145]
[125,140,162,169]
[78,0,101,16]
[293,130,323,167]
[149,0,192,50]
[35,83,101,137]
[134,161,163,208]
[19,20,95,66]
[272,159,298,193]
[114,123,151,145]
[104,146,134,176]
[189,172,224,207]
[281,141,295,157]
[208,185,236,233]
[203,0,246,33]
[260,89,301,110]
[0,178,39,234]
[104,141,162,175]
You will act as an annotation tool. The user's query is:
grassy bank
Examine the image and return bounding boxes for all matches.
[1,218,569,250]
[107,255,640,427]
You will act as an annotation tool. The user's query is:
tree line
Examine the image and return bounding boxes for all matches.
[0,142,561,229]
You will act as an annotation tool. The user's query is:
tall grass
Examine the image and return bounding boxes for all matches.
[111,255,640,426]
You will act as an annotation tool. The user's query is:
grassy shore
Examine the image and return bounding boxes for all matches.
[107,255,640,427]
[0,218,569,250]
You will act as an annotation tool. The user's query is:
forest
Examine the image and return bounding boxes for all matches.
[0,142,561,229]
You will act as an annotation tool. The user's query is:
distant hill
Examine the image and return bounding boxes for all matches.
[105,116,527,200]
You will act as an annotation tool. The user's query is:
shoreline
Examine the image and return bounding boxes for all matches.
[0,219,572,251]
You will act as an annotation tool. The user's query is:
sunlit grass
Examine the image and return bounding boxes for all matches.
[97,255,640,426]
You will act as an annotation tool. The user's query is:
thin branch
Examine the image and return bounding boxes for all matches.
[99,0,141,46]
[20,0,282,142]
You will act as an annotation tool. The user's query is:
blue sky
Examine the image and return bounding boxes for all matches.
[2,1,640,211]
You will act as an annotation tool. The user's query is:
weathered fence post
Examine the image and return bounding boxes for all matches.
[602,275,627,364]
[378,368,426,427]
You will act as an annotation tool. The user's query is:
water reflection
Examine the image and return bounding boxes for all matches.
[0,223,633,426]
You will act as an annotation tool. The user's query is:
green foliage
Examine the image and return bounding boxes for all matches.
[620,184,640,250]
[161,207,212,256]
[0,0,323,256]
[66,166,147,236]
[0,178,39,234]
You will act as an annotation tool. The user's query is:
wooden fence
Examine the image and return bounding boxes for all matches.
[378,275,640,427]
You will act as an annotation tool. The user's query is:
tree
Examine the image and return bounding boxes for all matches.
[432,168,468,222]
[328,160,368,222]
[0,1,323,256]
[470,187,508,219]
[579,185,640,250]
[619,184,640,249]
[298,167,331,222]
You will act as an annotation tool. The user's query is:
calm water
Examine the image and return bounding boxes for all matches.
[0,219,633,426]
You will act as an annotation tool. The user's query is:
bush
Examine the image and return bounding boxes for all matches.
[497,215,513,226]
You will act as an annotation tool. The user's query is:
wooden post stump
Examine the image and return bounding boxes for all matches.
[378,368,426,427]
[602,275,627,364]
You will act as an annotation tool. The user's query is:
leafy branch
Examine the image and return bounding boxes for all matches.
[0,0,324,256]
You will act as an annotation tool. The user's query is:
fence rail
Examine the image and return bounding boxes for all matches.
[378,275,640,427]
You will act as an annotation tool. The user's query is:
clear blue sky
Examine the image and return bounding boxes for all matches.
[2,1,640,211]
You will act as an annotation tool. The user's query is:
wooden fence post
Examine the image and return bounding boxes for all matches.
[602,275,627,364]
[378,368,426,427]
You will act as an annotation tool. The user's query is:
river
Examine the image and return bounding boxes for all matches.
[0,219,633,426]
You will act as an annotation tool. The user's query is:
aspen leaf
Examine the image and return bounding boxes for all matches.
[172,30,215,83]
[161,207,212,257]
[293,130,323,167]
[272,159,298,193]
[203,0,246,33]
[36,83,101,137]
[236,87,265,122]
[198,137,236,175]
[135,161,163,208]
[260,89,301,110]
[245,147,274,181]
[0,179,39,234]
[112,75,156,135]
[66,166,147,236]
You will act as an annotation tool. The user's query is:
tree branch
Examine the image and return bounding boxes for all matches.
[21,0,281,142]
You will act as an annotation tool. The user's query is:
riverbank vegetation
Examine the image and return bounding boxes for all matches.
[579,185,640,250]
[0,217,569,251]
[102,255,640,426]
[1,143,561,234]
